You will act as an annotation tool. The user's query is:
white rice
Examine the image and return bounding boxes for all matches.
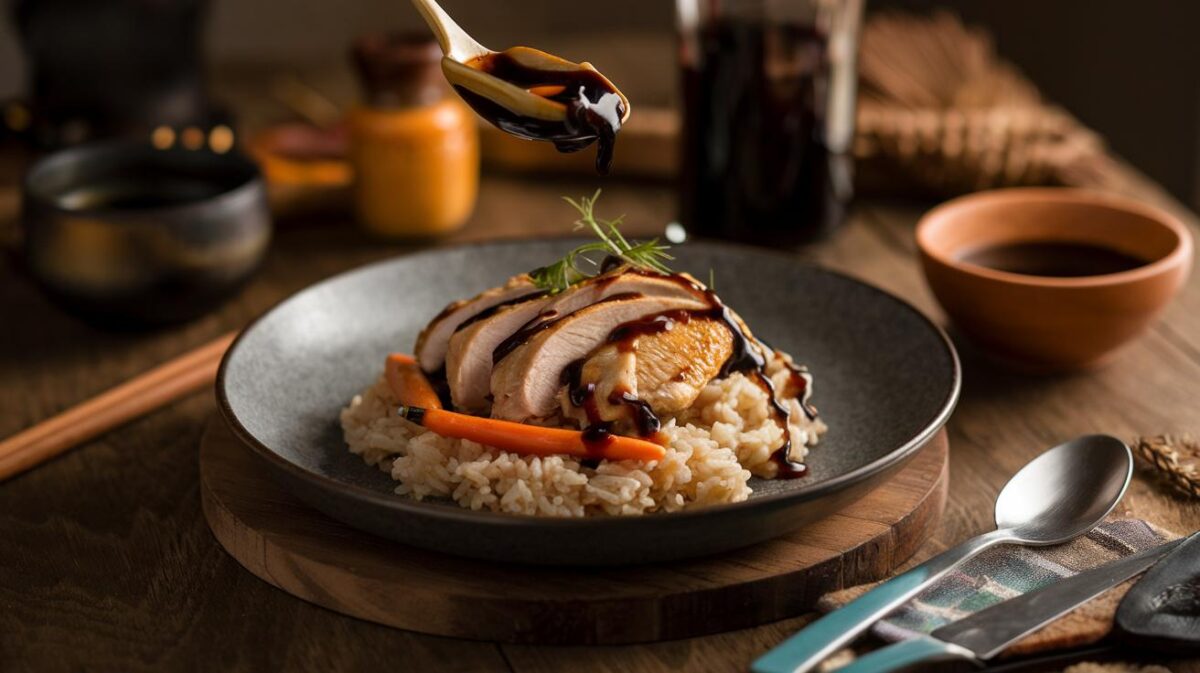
[340,357,826,517]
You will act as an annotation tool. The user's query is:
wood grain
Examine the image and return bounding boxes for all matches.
[3,151,1200,670]
[200,419,947,645]
[0,331,236,482]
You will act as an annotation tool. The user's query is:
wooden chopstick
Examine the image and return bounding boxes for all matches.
[0,331,237,482]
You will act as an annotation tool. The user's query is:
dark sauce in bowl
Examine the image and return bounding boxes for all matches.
[56,177,231,211]
[959,241,1147,278]
[21,142,269,327]
[455,48,626,174]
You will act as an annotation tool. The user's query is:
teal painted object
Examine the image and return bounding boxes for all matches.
[751,531,1011,673]
[753,434,1132,673]
[832,637,980,673]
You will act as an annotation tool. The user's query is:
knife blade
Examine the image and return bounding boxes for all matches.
[829,537,1185,673]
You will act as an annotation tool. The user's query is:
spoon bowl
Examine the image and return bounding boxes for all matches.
[409,0,630,127]
[753,434,1133,673]
[995,434,1133,544]
[441,51,631,129]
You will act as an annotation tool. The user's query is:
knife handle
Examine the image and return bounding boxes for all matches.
[833,637,982,673]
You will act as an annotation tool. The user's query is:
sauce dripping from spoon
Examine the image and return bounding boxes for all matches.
[455,47,627,174]
[408,0,629,174]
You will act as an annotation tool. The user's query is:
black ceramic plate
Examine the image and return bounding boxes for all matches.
[217,240,960,565]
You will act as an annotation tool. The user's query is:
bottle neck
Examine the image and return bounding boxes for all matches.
[362,80,447,109]
[351,33,446,110]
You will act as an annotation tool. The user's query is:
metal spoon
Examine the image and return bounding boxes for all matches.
[752,434,1133,673]
[407,0,631,130]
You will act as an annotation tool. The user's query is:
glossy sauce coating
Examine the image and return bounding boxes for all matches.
[561,359,618,455]
[959,241,1146,278]
[459,49,626,174]
[453,290,548,332]
[564,270,809,477]
[491,292,643,365]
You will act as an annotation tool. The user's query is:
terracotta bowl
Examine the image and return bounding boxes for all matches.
[917,188,1193,371]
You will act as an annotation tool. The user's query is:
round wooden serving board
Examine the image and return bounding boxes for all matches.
[200,418,948,644]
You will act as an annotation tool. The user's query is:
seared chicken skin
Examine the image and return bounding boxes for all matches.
[560,315,734,433]
[417,267,789,450]
[489,294,710,422]
[444,266,705,413]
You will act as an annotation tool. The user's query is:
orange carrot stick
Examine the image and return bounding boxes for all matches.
[397,405,666,463]
[384,354,442,410]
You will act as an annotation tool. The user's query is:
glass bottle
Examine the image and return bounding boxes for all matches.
[676,0,863,245]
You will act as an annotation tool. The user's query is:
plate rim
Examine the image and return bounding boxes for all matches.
[216,237,961,530]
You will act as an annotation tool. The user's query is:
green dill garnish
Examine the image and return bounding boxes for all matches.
[529,190,674,294]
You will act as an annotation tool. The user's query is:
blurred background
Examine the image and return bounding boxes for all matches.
[2,0,1198,328]
[2,0,1197,206]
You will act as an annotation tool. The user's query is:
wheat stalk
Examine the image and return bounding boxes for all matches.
[1132,435,1200,499]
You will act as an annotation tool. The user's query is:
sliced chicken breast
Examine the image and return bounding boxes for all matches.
[490,294,710,422]
[627,315,734,412]
[560,315,734,430]
[413,273,541,373]
[445,268,706,413]
[445,294,553,413]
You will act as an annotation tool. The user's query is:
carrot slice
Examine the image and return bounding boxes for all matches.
[384,354,442,410]
[397,405,666,463]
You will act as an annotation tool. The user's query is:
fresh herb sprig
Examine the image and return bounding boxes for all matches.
[529,190,674,294]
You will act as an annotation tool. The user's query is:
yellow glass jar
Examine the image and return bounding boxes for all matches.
[349,34,479,238]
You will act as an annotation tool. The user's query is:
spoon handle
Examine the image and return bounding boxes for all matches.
[408,0,488,61]
[751,530,1012,673]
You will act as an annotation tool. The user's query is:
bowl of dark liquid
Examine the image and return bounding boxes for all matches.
[917,188,1193,371]
[22,140,271,327]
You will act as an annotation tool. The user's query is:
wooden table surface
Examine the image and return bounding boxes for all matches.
[2,155,1199,671]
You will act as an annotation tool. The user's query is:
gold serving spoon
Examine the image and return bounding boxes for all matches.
[408,0,631,173]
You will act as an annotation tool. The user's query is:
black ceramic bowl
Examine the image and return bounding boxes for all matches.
[218,240,961,565]
[21,141,271,327]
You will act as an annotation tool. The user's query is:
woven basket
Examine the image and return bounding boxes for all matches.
[853,12,1111,196]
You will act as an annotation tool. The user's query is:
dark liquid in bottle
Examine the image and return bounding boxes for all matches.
[959,241,1147,277]
[680,19,852,245]
[457,49,625,174]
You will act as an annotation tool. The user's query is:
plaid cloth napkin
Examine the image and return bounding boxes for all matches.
[818,519,1176,656]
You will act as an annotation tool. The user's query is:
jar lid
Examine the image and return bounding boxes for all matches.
[351,33,445,107]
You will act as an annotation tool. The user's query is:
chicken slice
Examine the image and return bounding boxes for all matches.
[445,267,705,413]
[413,273,541,373]
[489,295,710,422]
[560,315,734,432]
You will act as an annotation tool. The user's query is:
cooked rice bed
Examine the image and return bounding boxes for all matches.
[340,361,826,517]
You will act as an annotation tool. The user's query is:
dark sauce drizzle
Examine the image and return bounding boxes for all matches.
[492,292,643,365]
[598,255,626,274]
[551,269,810,477]
[561,360,617,457]
[453,290,548,333]
[610,389,662,437]
[607,310,683,352]
[783,363,818,420]
[458,50,626,174]
[425,366,454,409]
[695,290,806,477]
